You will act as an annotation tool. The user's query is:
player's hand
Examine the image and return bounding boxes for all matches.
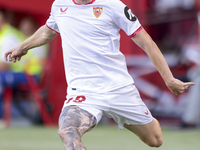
[166,78,195,95]
[4,45,28,63]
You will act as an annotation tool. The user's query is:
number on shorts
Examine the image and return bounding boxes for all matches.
[66,95,86,104]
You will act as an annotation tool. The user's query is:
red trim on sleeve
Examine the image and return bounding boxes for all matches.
[46,23,60,34]
[129,26,143,38]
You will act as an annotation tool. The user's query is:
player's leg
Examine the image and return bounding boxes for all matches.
[124,118,163,147]
[58,105,96,150]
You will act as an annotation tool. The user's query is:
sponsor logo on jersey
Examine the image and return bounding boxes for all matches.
[60,7,68,14]
[93,7,103,18]
[124,6,137,21]
[145,109,149,115]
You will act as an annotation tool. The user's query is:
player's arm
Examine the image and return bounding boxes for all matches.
[4,25,57,62]
[131,28,195,95]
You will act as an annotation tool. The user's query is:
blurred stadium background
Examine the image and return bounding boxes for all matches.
[0,0,200,149]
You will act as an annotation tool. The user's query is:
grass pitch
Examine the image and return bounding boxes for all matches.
[0,125,200,150]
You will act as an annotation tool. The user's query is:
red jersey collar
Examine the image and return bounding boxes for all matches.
[72,0,95,5]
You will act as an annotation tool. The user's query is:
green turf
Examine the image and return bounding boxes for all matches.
[0,125,200,150]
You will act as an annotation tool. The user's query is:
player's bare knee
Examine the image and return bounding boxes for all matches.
[58,127,68,140]
[147,137,163,148]
[58,128,67,139]
[58,126,81,142]
[156,137,163,147]
[58,127,85,150]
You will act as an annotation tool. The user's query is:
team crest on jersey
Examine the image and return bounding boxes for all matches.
[93,7,103,18]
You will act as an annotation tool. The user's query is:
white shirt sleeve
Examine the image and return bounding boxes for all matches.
[46,6,60,34]
[108,0,142,37]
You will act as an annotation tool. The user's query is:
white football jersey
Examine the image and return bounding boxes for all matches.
[46,0,143,93]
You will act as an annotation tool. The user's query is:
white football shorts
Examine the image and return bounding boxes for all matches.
[62,84,153,130]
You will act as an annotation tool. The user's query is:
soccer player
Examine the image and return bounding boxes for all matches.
[4,0,195,149]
